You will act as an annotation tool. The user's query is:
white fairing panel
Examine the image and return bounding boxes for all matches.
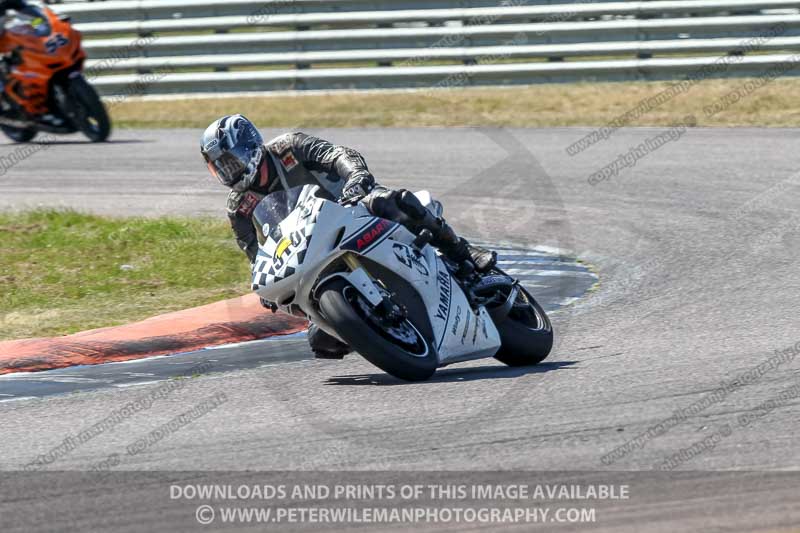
[251,187,321,299]
[427,258,501,364]
[361,238,501,365]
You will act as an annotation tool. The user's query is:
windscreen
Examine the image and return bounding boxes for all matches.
[252,186,304,237]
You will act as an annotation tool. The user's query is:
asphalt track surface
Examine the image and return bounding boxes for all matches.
[1,127,799,532]
[0,244,596,400]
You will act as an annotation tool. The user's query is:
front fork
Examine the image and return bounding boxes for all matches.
[340,254,407,324]
[341,254,383,307]
[53,73,83,127]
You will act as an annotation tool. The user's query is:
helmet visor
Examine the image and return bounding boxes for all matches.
[206,151,249,187]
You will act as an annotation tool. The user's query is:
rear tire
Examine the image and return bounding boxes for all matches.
[493,287,553,367]
[1,125,36,143]
[318,279,437,381]
[66,76,111,143]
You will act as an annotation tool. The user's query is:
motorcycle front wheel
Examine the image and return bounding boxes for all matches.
[317,278,438,382]
[65,75,111,142]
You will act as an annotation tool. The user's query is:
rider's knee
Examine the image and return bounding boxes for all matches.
[395,190,429,221]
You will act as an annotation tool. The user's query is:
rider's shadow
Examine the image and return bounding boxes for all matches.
[324,360,577,386]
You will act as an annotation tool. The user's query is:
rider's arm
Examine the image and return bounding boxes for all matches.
[288,132,378,200]
[227,191,259,264]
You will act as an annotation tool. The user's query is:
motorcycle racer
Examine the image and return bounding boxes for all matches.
[201,115,496,359]
[0,0,83,132]
[0,1,28,98]
[0,1,28,58]
[0,0,26,20]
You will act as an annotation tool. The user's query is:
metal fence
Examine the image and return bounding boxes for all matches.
[45,0,800,94]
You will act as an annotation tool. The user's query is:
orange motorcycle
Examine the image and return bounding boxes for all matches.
[0,2,110,142]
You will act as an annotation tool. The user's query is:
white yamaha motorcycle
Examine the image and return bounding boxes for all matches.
[251,184,553,381]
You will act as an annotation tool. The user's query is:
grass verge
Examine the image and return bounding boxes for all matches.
[0,210,250,341]
[108,78,800,129]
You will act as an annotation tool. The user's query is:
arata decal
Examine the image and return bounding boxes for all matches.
[341,219,397,252]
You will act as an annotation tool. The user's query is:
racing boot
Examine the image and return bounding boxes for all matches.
[260,298,349,358]
[468,243,498,273]
[393,190,497,274]
[308,323,350,360]
[433,227,497,275]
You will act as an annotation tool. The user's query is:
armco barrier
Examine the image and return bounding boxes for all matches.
[39,0,800,94]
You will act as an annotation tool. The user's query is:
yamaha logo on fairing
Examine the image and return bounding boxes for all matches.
[434,270,451,322]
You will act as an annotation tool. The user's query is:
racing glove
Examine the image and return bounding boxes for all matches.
[339,175,375,205]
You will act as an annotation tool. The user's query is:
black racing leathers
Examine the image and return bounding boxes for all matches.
[227,132,377,263]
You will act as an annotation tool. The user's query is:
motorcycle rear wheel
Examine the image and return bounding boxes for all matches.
[318,278,438,381]
[492,286,553,367]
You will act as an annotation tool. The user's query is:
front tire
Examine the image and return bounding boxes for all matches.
[66,76,111,142]
[317,279,437,381]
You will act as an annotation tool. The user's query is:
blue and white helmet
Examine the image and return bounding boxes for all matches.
[201,115,264,191]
